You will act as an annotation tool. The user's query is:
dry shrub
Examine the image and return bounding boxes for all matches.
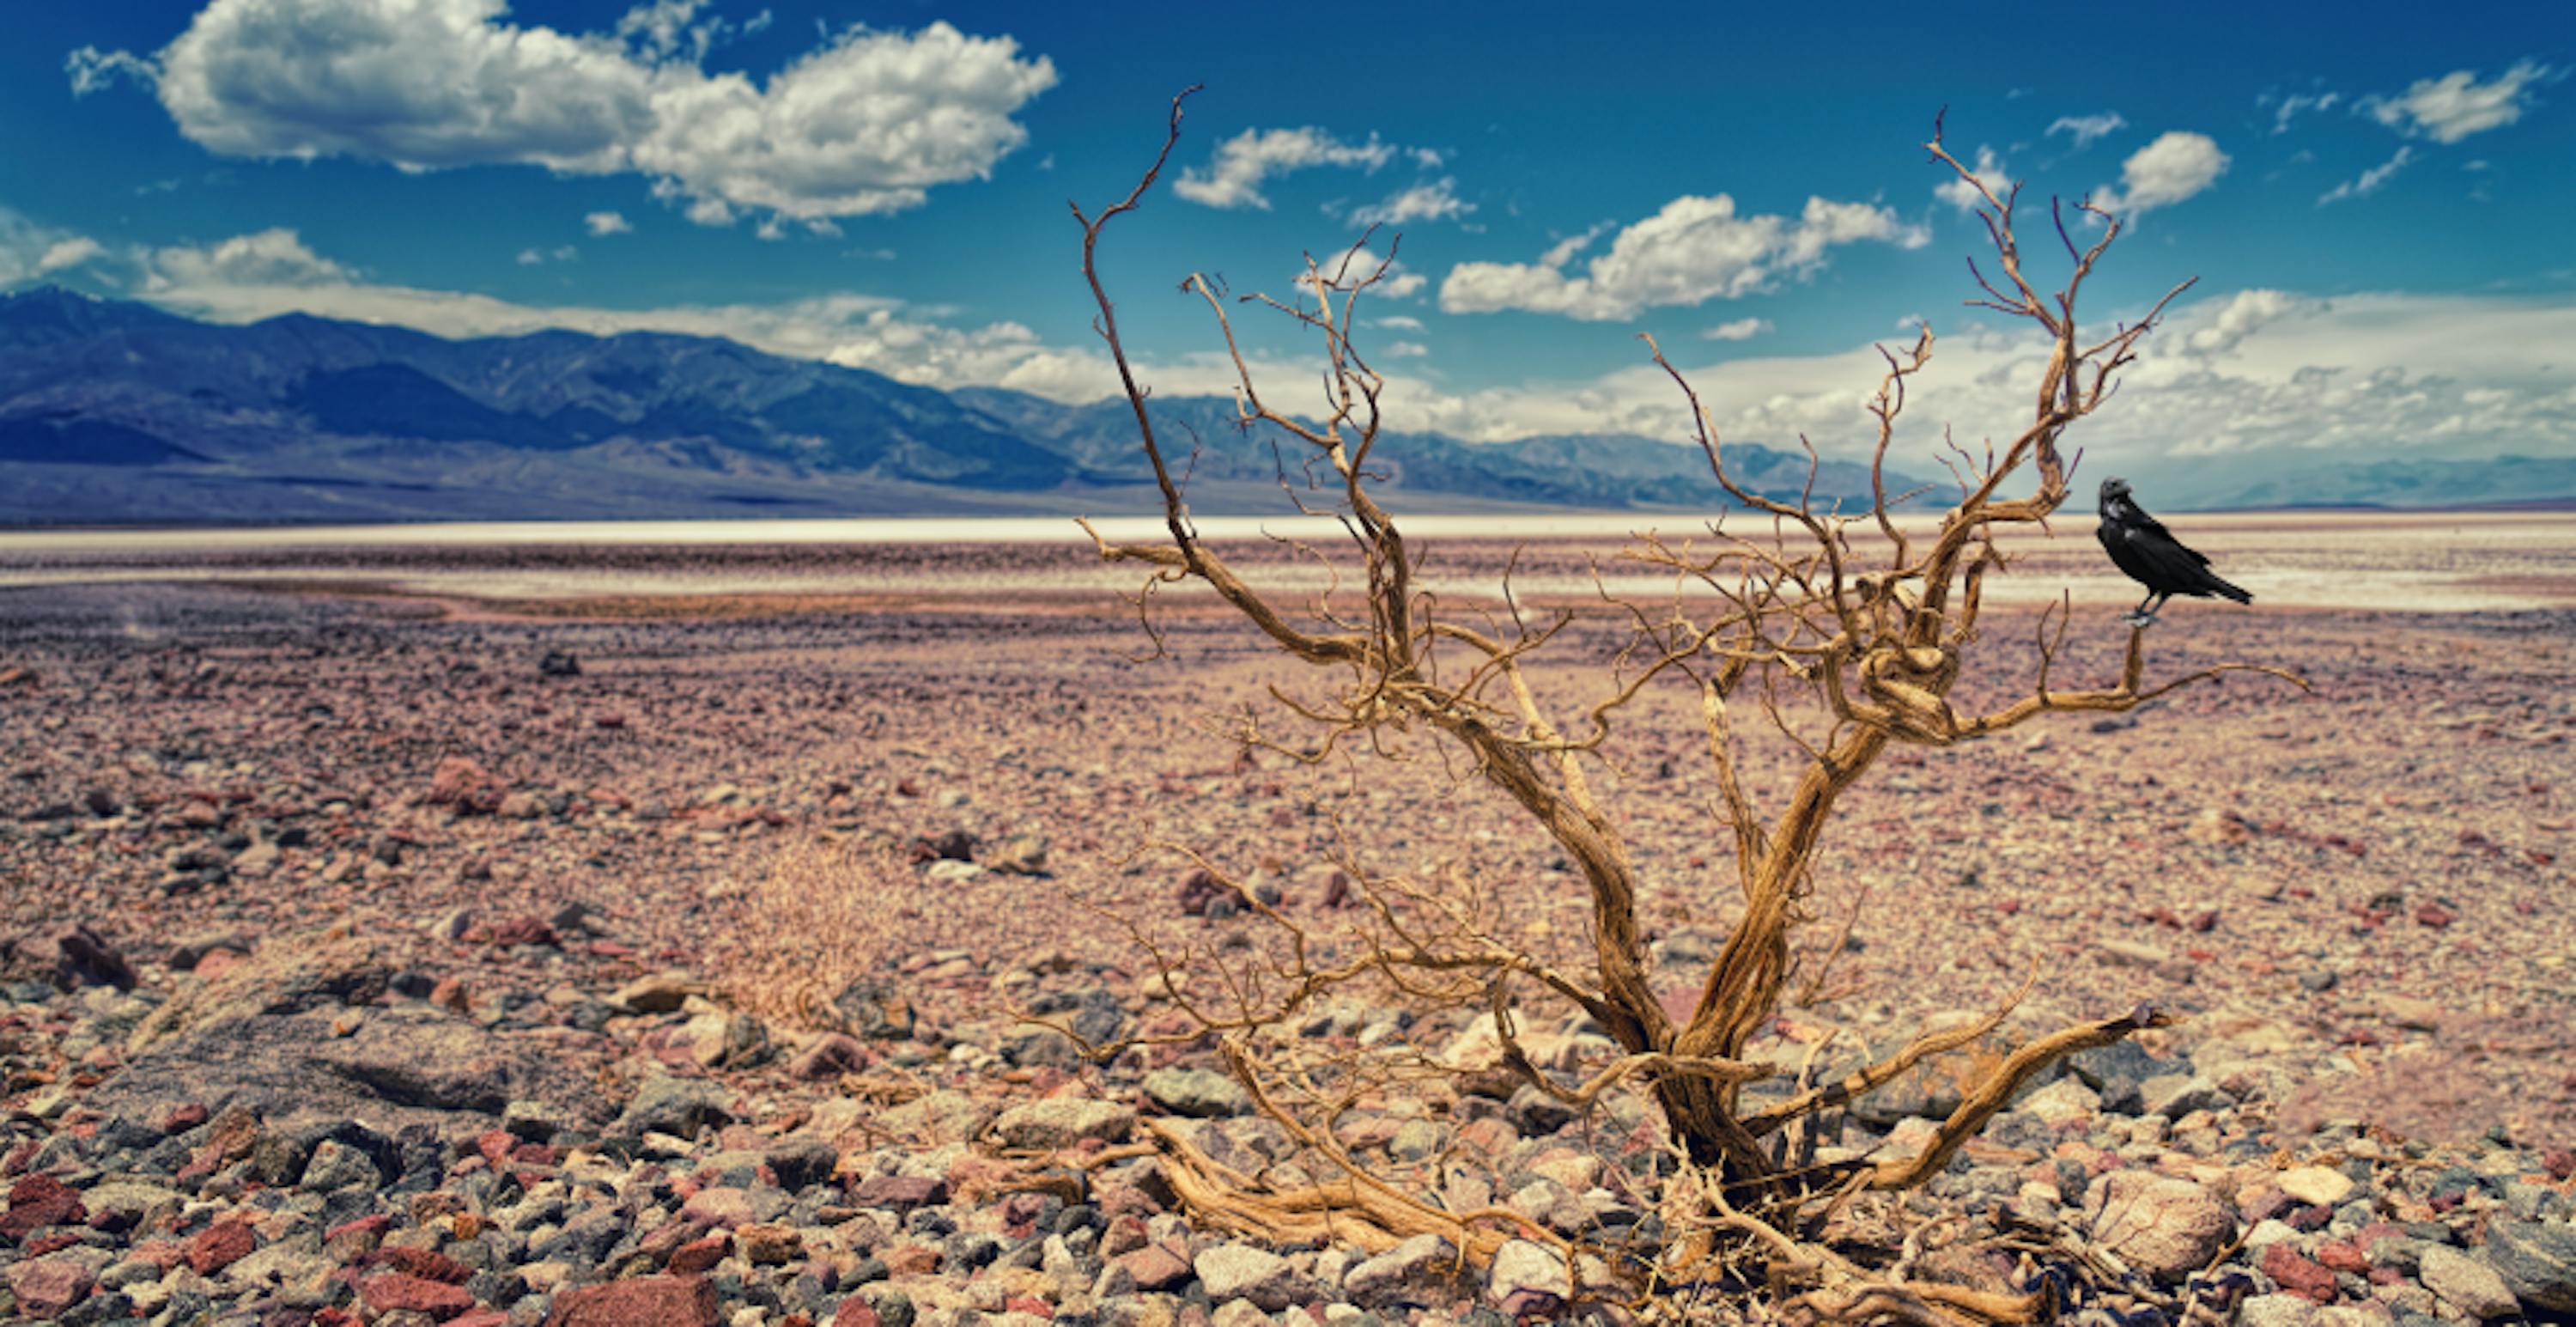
[711,833,922,1034]
[1046,90,2306,1324]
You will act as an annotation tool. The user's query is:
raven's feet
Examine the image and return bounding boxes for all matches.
[2120,609,2160,628]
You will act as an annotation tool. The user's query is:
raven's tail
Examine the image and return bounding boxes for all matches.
[2208,574,2252,605]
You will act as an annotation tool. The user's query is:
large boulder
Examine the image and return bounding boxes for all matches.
[91,929,611,1133]
[3,922,136,990]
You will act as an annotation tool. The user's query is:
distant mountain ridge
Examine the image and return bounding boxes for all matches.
[3,286,2561,525]
[2187,454,2576,512]
[0,286,1911,525]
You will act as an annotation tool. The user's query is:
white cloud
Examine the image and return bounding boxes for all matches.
[630,21,1056,223]
[2093,131,2229,216]
[0,207,106,285]
[2268,90,2340,134]
[1293,246,1425,301]
[64,46,155,96]
[2176,289,2317,356]
[2318,146,2415,206]
[1371,314,1425,331]
[1700,316,1772,342]
[516,247,544,265]
[1933,145,2008,212]
[36,237,106,276]
[2365,61,2553,143]
[516,244,580,265]
[73,0,1055,226]
[1381,340,1428,358]
[1439,194,1928,321]
[149,228,355,289]
[1539,222,1611,268]
[1348,177,1474,228]
[1173,127,1396,210]
[2045,112,2127,149]
[584,210,632,235]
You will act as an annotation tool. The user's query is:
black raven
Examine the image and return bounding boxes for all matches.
[2095,478,2251,626]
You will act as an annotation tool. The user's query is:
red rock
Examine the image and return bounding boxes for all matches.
[481,916,560,947]
[2415,903,2458,928]
[678,1186,754,1229]
[846,1175,944,1213]
[2545,1147,2576,1181]
[2315,1240,2368,1274]
[667,1234,729,1275]
[477,1129,518,1163]
[158,1102,210,1134]
[1119,1243,1191,1291]
[1099,1214,1148,1257]
[25,1232,83,1256]
[7,1257,94,1316]
[325,1214,392,1257]
[427,757,504,813]
[360,1272,477,1317]
[882,1243,943,1276]
[2259,1244,2337,1304]
[787,1034,867,1080]
[1,1172,87,1238]
[188,1219,257,1274]
[1005,1298,1050,1317]
[430,977,471,1014]
[546,1275,718,1327]
[830,1300,880,1327]
[453,1312,512,1327]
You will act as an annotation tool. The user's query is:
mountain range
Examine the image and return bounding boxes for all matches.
[0,286,2563,525]
[0,286,1905,526]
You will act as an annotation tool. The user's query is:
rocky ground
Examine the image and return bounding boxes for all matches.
[2,557,2573,1326]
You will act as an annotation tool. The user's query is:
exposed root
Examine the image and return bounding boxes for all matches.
[1145,1116,1564,1266]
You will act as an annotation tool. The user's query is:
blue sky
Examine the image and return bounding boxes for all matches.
[3,0,2571,495]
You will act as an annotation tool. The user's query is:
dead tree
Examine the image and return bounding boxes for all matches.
[1063,91,2304,1319]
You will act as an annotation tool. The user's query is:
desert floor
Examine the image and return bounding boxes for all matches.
[2,520,2572,1324]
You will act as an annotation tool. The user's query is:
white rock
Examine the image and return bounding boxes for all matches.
[2020,1077,2101,1126]
[2233,1293,2319,1327]
[2275,1166,2355,1207]
[2418,1245,2519,1320]
[1488,1239,1571,1300]
[1195,1243,1303,1311]
[2085,1172,2236,1282]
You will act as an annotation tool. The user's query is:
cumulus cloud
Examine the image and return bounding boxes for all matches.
[148,228,355,289]
[1173,127,1395,210]
[1933,145,2008,212]
[2093,131,2229,216]
[1381,288,2576,506]
[68,0,1055,227]
[1381,341,1428,358]
[1439,194,1927,322]
[584,210,632,235]
[1293,246,1425,301]
[36,238,106,276]
[2045,112,2126,149]
[2318,146,2415,206]
[1348,177,1474,228]
[1700,317,1771,342]
[2175,289,2318,356]
[2364,60,2554,143]
[0,207,104,285]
